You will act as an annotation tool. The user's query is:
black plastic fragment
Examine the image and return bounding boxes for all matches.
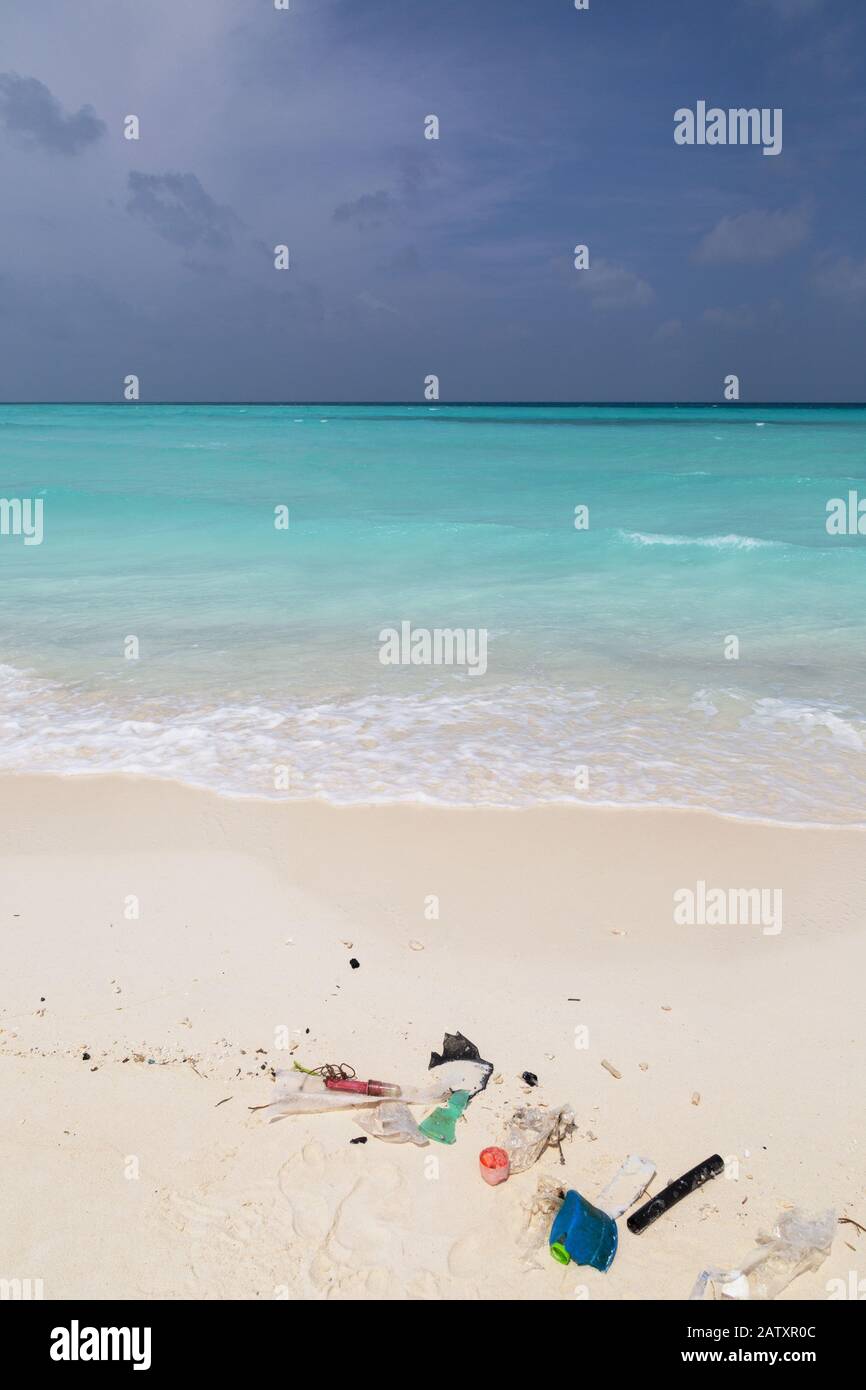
[627,1153,724,1234]
[429,1031,485,1068]
[428,1031,493,1093]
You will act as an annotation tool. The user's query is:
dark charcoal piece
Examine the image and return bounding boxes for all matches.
[521,1071,539,1087]
[627,1154,724,1234]
[349,1136,368,1145]
[349,958,360,969]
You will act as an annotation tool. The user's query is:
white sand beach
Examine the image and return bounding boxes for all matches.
[0,774,863,1300]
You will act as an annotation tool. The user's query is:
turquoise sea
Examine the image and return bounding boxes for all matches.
[0,403,864,823]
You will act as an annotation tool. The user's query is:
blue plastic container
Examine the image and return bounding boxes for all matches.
[549,1189,618,1271]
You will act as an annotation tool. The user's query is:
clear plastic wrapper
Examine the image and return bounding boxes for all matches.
[503,1104,576,1174]
[353,1101,430,1146]
[259,1070,447,1121]
[689,1208,836,1301]
[518,1174,568,1262]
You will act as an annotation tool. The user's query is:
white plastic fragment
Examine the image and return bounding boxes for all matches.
[596,1154,656,1219]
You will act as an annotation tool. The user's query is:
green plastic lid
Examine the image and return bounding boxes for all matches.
[550,1242,572,1266]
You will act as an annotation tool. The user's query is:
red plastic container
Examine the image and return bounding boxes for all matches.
[479,1146,510,1185]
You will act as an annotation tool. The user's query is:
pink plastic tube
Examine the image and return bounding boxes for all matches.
[325,1078,402,1098]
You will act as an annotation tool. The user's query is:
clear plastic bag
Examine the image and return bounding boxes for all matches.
[517,1174,568,1262]
[503,1105,576,1174]
[689,1208,836,1301]
[353,1101,430,1146]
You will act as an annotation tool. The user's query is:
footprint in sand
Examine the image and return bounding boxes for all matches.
[277,1140,450,1298]
[160,1174,296,1298]
[162,1138,500,1299]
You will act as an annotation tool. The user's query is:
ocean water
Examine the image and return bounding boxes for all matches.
[0,402,864,823]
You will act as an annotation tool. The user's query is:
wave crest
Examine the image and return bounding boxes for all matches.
[619,530,775,550]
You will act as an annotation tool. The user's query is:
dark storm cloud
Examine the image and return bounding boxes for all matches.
[332,152,431,229]
[126,172,239,252]
[0,72,106,155]
[1,0,865,401]
[333,189,396,229]
[383,246,421,274]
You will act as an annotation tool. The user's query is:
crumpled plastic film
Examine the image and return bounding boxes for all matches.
[503,1104,576,1174]
[689,1208,836,1301]
[353,1101,430,1146]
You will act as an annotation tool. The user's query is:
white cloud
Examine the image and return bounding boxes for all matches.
[574,258,654,311]
[814,254,866,301]
[357,289,399,315]
[694,207,811,264]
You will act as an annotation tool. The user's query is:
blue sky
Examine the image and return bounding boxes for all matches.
[0,0,864,400]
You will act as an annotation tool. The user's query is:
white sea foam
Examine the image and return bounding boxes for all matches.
[619,530,776,550]
[0,663,863,824]
[748,698,865,751]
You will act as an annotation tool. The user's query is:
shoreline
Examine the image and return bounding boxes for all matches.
[0,766,864,833]
[1,773,863,1299]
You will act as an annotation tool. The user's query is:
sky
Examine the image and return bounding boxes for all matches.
[0,0,864,402]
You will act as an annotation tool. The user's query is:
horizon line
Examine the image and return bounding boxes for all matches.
[1,401,865,409]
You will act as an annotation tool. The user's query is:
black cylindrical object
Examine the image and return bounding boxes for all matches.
[627,1153,724,1234]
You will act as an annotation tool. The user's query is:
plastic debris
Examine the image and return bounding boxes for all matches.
[550,1189,618,1271]
[628,1154,724,1233]
[353,1101,429,1146]
[428,1032,493,1095]
[503,1104,576,1174]
[518,1174,571,1262]
[479,1146,510,1186]
[430,1059,492,1096]
[419,1089,470,1144]
[689,1208,836,1301]
[521,1071,538,1087]
[325,1077,401,1097]
[596,1154,656,1220]
[257,1070,446,1121]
